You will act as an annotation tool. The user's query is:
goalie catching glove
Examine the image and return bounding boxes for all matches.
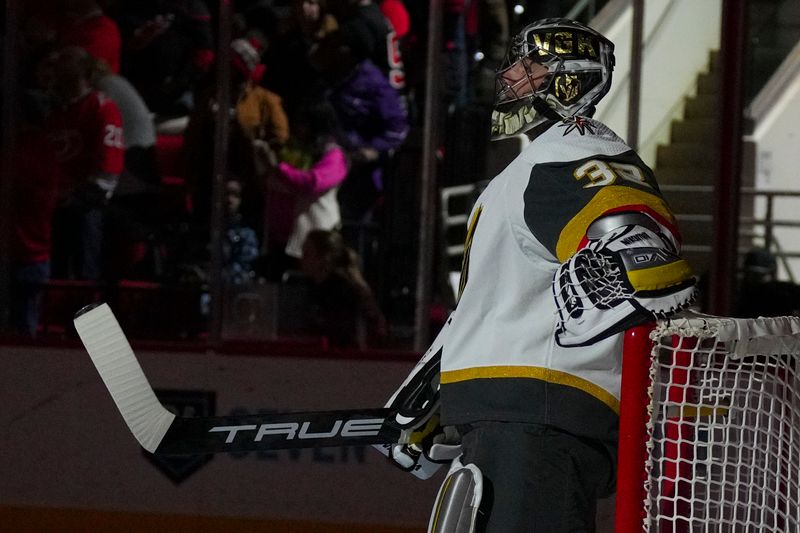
[554,212,695,347]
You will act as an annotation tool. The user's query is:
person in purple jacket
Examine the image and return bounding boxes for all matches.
[310,29,408,224]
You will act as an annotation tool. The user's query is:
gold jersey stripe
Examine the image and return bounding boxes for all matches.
[440,365,620,414]
[458,204,483,301]
[627,259,694,291]
[556,186,675,262]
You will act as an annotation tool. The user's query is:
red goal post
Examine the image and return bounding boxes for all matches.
[616,313,800,532]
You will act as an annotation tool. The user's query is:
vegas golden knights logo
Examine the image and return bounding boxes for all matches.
[531,31,598,59]
[555,74,580,102]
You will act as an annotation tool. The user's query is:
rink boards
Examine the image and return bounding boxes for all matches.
[0,343,438,532]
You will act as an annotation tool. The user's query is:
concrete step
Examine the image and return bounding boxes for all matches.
[660,188,716,215]
[655,167,717,187]
[684,94,720,119]
[652,48,722,275]
[696,72,720,95]
[670,118,718,143]
[708,50,720,73]
[657,143,719,169]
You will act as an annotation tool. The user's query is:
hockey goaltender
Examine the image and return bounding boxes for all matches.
[381,17,696,533]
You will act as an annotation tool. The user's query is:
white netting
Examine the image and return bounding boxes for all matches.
[644,312,800,532]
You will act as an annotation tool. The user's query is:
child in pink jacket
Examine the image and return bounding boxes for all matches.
[257,99,349,267]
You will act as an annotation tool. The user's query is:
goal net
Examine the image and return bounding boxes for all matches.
[616,313,800,532]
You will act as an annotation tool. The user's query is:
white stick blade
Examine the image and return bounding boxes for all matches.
[74,303,175,453]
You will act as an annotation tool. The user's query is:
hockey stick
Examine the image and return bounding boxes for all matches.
[74,303,402,455]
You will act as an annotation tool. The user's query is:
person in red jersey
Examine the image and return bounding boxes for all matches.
[328,0,406,90]
[45,46,125,280]
[10,94,61,337]
[380,0,409,39]
[60,0,122,73]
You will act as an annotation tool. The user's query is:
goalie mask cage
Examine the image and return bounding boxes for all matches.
[615,314,800,532]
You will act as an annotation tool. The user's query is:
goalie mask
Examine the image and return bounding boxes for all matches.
[491,18,615,140]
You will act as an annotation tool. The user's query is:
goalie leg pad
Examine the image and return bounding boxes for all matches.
[427,457,483,533]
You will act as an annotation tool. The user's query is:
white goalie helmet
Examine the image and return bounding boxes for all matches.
[491,18,615,140]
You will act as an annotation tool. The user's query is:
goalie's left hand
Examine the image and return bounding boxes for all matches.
[553,212,696,347]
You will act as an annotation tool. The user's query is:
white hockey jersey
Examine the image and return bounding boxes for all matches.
[437,117,688,442]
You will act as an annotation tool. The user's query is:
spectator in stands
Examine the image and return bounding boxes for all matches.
[378,0,410,98]
[295,0,339,42]
[261,0,338,116]
[380,0,410,40]
[223,178,260,285]
[233,0,279,50]
[90,56,159,190]
[255,98,348,275]
[88,56,164,279]
[60,0,122,73]
[300,229,387,348]
[184,37,289,242]
[45,46,125,280]
[328,0,405,90]
[442,0,469,107]
[10,94,61,337]
[110,0,215,117]
[231,37,290,146]
[310,30,408,223]
[232,36,291,252]
[466,0,509,104]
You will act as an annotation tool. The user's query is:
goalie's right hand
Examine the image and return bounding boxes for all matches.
[377,327,458,479]
[390,418,462,471]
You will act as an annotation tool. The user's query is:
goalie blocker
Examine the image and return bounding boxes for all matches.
[375,318,462,480]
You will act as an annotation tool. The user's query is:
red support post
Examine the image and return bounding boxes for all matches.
[616,324,657,532]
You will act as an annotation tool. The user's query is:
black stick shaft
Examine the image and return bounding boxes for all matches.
[155,408,400,455]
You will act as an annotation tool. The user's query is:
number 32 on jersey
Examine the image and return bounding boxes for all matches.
[574,159,652,189]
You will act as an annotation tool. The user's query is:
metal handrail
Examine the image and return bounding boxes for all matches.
[662,185,800,197]
[662,184,800,280]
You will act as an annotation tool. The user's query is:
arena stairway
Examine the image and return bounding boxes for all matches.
[653,50,722,277]
[653,50,758,279]
[654,0,800,278]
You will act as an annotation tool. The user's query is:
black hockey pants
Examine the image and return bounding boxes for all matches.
[458,421,616,533]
